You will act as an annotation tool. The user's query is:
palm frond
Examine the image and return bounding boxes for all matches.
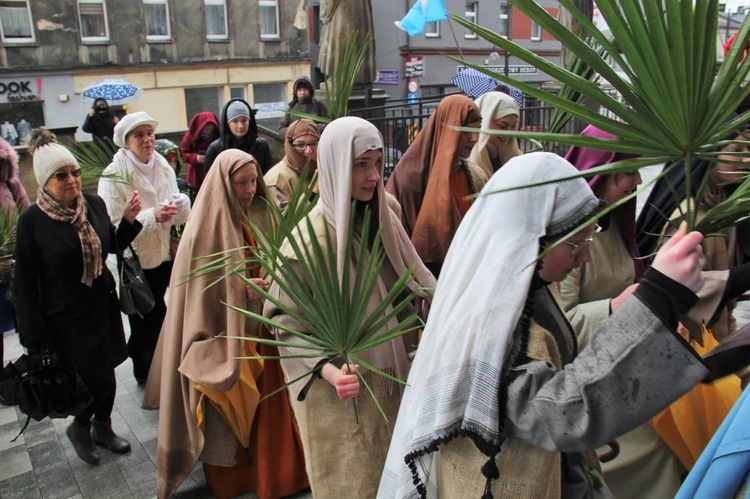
[451,0,750,234]
[0,207,19,281]
[239,204,422,422]
[64,140,118,186]
[547,35,606,136]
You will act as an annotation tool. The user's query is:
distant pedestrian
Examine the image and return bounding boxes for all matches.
[264,118,320,210]
[0,137,29,375]
[82,98,119,144]
[278,76,328,138]
[469,91,520,177]
[180,111,220,190]
[204,99,274,175]
[386,94,487,276]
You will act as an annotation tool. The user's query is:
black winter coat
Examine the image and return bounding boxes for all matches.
[203,98,274,175]
[15,193,141,375]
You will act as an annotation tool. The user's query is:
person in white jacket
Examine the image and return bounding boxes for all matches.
[98,112,190,383]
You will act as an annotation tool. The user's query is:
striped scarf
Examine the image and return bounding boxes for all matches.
[36,187,103,286]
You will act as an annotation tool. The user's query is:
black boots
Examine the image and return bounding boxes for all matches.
[91,418,131,454]
[67,418,132,465]
[66,420,101,465]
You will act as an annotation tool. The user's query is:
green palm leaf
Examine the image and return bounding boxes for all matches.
[450,0,750,233]
[237,204,422,422]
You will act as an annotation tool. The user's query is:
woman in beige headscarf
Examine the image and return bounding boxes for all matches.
[386,94,487,276]
[264,118,319,210]
[143,149,308,499]
[469,91,521,177]
[264,116,436,498]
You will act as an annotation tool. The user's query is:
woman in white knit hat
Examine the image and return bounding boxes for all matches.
[15,129,142,465]
[98,111,190,383]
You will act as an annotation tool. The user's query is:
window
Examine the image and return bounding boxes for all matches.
[425,21,439,38]
[253,82,286,131]
[184,87,223,122]
[229,86,246,101]
[259,0,279,40]
[464,2,477,39]
[0,0,34,43]
[205,0,227,40]
[499,4,510,38]
[144,0,170,41]
[531,20,542,41]
[77,0,108,42]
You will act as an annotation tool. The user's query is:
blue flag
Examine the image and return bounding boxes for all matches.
[395,0,448,37]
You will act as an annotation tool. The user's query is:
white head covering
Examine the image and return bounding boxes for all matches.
[379,152,604,497]
[469,92,520,176]
[316,116,436,293]
[113,111,159,148]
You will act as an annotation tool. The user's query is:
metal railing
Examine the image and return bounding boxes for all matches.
[348,91,593,179]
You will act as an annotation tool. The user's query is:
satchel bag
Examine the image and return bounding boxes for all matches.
[7,353,92,438]
[117,243,155,317]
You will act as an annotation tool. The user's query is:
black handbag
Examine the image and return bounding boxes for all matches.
[117,243,155,317]
[6,353,92,438]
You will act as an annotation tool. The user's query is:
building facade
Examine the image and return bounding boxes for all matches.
[0,0,310,142]
[367,0,562,101]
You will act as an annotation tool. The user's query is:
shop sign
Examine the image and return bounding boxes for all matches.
[0,79,40,102]
[375,69,399,85]
[457,65,538,75]
[405,56,424,79]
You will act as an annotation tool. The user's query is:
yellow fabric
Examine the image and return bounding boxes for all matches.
[649,323,742,470]
[194,341,264,448]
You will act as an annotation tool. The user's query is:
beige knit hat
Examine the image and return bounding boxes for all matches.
[30,130,80,186]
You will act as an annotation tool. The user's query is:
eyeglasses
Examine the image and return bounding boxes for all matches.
[564,225,602,256]
[291,140,319,152]
[53,169,82,182]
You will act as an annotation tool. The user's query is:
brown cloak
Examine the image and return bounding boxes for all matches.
[385,94,484,265]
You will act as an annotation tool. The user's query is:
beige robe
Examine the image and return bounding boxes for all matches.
[264,208,420,497]
[142,150,269,499]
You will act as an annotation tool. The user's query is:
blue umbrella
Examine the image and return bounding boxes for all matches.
[81,78,143,105]
[450,68,524,106]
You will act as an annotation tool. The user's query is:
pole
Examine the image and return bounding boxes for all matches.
[504,1,513,77]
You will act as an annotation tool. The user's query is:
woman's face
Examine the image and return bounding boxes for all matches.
[351,149,382,202]
[539,223,597,282]
[230,162,258,209]
[201,122,217,136]
[44,165,82,206]
[487,114,518,149]
[228,117,250,139]
[456,122,480,159]
[166,155,180,174]
[715,134,750,185]
[601,171,642,205]
[126,124,156,164]
[291,133,319,161]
